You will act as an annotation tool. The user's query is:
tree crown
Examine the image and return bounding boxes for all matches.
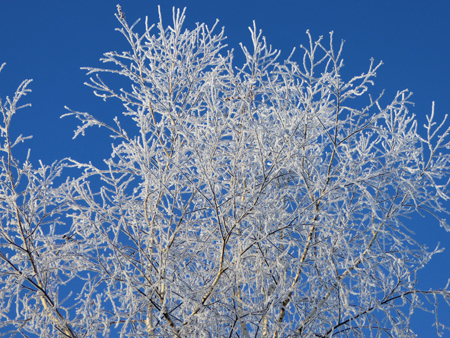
[1,6,449,337]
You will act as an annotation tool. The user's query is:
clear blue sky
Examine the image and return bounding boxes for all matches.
[1,1,449,336]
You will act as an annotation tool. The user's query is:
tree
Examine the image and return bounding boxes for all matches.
[1,5,450,337]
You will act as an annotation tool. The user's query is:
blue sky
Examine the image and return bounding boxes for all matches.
[1,1,450,336]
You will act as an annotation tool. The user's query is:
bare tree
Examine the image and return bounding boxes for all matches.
[1,5,450,337]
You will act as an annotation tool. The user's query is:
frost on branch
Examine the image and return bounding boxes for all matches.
[2,5,450,338]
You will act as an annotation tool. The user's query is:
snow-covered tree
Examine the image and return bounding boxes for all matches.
[1,5,450,337]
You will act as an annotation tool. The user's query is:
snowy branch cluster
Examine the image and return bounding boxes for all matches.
[1,6,450,337]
